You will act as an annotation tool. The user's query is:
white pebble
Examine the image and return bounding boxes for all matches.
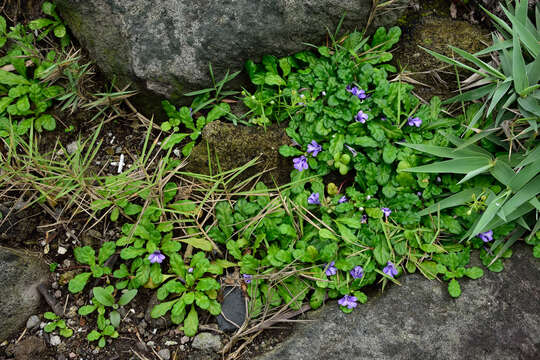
[50,335,61,346]
[57,246,67,255]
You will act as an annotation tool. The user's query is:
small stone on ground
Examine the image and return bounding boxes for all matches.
[192,332,222,352]
[158,348,170,360]
[26,315,40,330]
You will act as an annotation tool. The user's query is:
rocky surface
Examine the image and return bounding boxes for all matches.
[216,286,247,331]
[0,246,48,341]
[54,0,408,106]
[256,243,540,360]
[191,332,222,353]
[185,121,292,185]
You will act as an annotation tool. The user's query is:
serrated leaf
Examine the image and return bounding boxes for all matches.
[68,272,91,293]
[151,299,177,318]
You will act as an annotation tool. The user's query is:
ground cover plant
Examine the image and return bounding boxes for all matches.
[0,1,538,358]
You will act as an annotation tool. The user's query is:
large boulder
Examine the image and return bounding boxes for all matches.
[0,247,48,341]
[54,0,407,104]
[256,243,540,360]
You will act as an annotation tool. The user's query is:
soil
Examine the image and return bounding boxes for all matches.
[0,1,497,359]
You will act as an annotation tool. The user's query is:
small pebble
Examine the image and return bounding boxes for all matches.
[49,335,61,346]
[164,341,178,346]
[69,352,76,358]
[158,349,170,360]
[54,290,62,298]
[51,282,59,290]
[26,315,40,329]
[92,348,100,355]
[66,142,78,155]
[146,341,155,347]
[57,246,67,255]
[180,336,190,344]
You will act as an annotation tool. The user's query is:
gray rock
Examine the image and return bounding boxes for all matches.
[256,243,540,360]
[191,332,222,352]
[26,315,41,330]
[49,335,61,346]
[157,348,170,360]
[0,247,48,341]
[217,286,246,331]
[54,0,407,107]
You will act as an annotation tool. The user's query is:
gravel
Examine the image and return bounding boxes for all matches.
[49,335,61,346]
[158,348,171,360]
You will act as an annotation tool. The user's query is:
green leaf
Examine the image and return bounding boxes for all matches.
[195,292,210,309]
[382,144,397,164]
[161,133,189,150]
[151,299,177,318]
[353,136,378,148]
[319,228,338,240]
[183,305,199,337]
[78,305,97,316]
[109,311,121,328]
[87,330,101,341]
[447,45,505,79]
[98,337,106,348]
[44,311,58,320]
[53,24,66,38]
[29,18,55,30]
[44,322,56,332]
[171,300,187,324]
[98,242,116,265]
[208,299,222,316]
[91,199,113,211]
[264,73,286,86]
[0,70,30,85]
[448,279,461,298]
[464,267,484,279]
[310,287,326,309]
[279,145,303,157]
[196,278,220,291]
[533,244,540,258]
[118,289,138,306]
[59,328,73,338]
[68,272,91,293]
[93,287,115,307]
[206,103,230,123]
[181,237,213,252]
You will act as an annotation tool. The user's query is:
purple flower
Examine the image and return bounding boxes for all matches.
[293,156,308,172]
[297,102,305,106]
[307,140,322,157]
[417,191,422,197]
[381,207,392,217]
[355,110,368,123]
[325,261,337,276]
[407,117,422,127]
[361,214,368,224]
[188,267,194,273]
[242,274,252,283]
[345,145,357,157]
[477,230,493,243]
[383,261,398,278]
[381,116,387,121]
[321,91,326,96]
[350,266,364,279]
[308,192,320,205]
[338,295,358,309]
[148,250,165,264]
[338,196,348,203]
[346,85,367,100]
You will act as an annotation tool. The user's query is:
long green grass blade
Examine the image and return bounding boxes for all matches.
[486,80,512,118]
[474,39,512,56]
[490,159,515,186]
[512,34,529,94]
[501,5,540,57]
[456,128,498,151]
[516,145,540,168]
[500,175,540,219]
[419,46,490,78]
[458,164,494,184]
[448,45,505,79]
[418,188,482,216]
[404,157,491,174]
[443,83,496,104]
[399,143,491,159]
[488,227,526,266]
[468,191,510,239]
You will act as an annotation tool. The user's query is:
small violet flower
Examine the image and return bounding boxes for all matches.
[350,265,364,279]
[338,196,348,204]
[242,274,252,283]
[407,116,422,127]
[361,214,368,224]
[321,91,326,96]
[308,192,320,205]
[383,261,398,278]
[355,110,368,123]
[307,140,322,157]
[148,250,166,264]
[293,155,308,172]
[381,207,392,218]
[188,267,194,273]
[325,261,337,276]
[477,230,494,243]
[338,295,358,309]
[346,85,367,100]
